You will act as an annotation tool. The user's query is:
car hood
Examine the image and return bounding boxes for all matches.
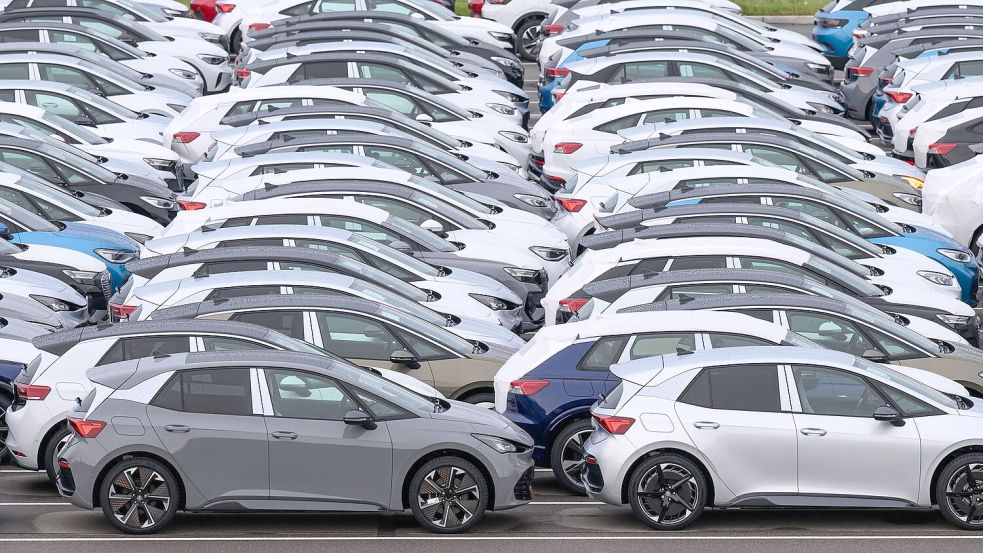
[877,275,975,316]
[9,241,105,272]
[428,398,532,438]
[0,267,86,303]
[62,222,140,251]
[449,317,525,350]
[424,277,521,306]
[444,230,552,270]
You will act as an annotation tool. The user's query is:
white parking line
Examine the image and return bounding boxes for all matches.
[529,501,602,505]
[0,502,71,506]
[0,536,980,542]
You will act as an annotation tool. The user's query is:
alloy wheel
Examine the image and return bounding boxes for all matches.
[558,428,592,488]
[416,465,481,530]
[107,466,172,530]
[0,401,9,460]
[635,462,700,525]
[520,26,542,58]
[945,462,983,525]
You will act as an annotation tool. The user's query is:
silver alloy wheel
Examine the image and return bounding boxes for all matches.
[945,462,983,525]
[520,26,542,58]
[635,462,700,525]
[107,467,171,530]
[49,433,71,468]
[0,402,8,458]
[416,465,481,529]
[558,428,592,488]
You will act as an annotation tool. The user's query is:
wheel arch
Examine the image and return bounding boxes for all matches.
[620,444,717,506]
[92,449,188,511]
[399,447,496,511]
[929,443,983,505]
[512,12,547,33]
[449,382,494,402]
[543,407,592,465]
[37,419,70,471]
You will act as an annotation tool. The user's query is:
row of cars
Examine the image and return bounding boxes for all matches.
[0,0,980,538]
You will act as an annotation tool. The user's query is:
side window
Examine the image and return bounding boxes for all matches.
[680,364,782,412]
[615,61,668,82]
[38,65,97,92]
[249,162,318,176]
[657,283,734,301]
[355,196,444,227]
[666,256,728,270]
[350,387,410,420]
[0,150,65,182]
[280,0,315,15]
[628,160,694,175]
[595,114,641,133]
[318,216,405,246]
[0,63,29,80]
[254,214,309,225]
[25,91,84,120]
[359,63,410,83]
[739,257,808,276]
[579,336,628,371]
[315,312,404,360]
[194,260,267,276]
[204,285,282,300]
[200,336,272,352]
[97,339,125,365]
[229,310,306,339]
[792,365,886,417]
[628,332,697,359]
[866,328,923,360]
[706,333,774,348]
[151,369,253,416]
[361,146,432,177]
[743,146,808,174]
[0,187,41,215]
[0,89,14,102]
[731,309,776,322]
[302,62,350,79]
[314,0,357,11]
[640,109,690,125]
[878,385,940,417]
[226,100,256,118]
[365,0,418,15]
[769,198,847,229]
[0,29,40,42]
[75,20,127,40]
[266,369,359,420]
[677,62,729,79]
[121,336,191,360]
[390,327,452,360]
[215,238,284,248]
[948,60,983,79]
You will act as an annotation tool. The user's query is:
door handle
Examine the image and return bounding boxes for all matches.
[271,431,298,440]
[164,424,191,433]
[693,421,720,429]
[800,428,827,437]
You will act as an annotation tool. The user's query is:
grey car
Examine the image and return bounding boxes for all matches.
[55,350,534,533]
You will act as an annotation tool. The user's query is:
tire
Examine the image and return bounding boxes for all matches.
[627,454,707,530]
[409,456,489,534]
[514,17,544,61]
[0,389,11,465]
[936,453,983,530]
[461,392,495,410]
[99,457,180,534]
[43,425,72,484]
[549,419,593,494]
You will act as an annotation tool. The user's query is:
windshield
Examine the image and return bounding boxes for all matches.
[38,143,118,182]
[0,197,59,231]
[350,280,447,326]
[375,303,473,353]
[0,237,22,254]
[22,177,102,216]
[349,233,438,276]
[41,111,107,144]
[70,87,142,119]
[853,356,960,409]
[331,358,440,410]
[387,215,459,252]
[77,56,144,85]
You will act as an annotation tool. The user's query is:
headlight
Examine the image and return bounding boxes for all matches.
[938,248,974,263]
[514,193,550,207]
[490,56,521,70]
[900,176,924,190]
[488,31,512,41]
[143,157,176,171]
[95,248,138,264]
[62,270,100,285]
[197,54,226,65]
[937,314,970,326]
[504,266,540,282]
[530,246,568,261]
[31,294,74,312]
[892,192,922,207]
[469,293,516,311]
[818,18,848,28]
[169,68,198,80]
[486,103,515,115]
[472,433,522,454]
[198,32,223,43]
[917,270,954,286]
[493,90,525,103]
[165,104,187,113]
[806,101,834,114]
[806,62,830,72]
[140,196,176,209]
[125,232,153,244]
[498,130,528,143]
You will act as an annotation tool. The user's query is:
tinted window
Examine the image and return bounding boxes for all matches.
[0,63,28,80]
[200,336,271,352]
[629,332,696,359]
[152,369,253,416]
[230,310,305,340]
[302,61,350,80]
[350,387,409,419]
[792,365,886,417]
[704,364,781,412]
[613,61,668,82]
[628,160,694,175]
[580,336,628,371]
[658,283,734,301]
[678,369,710,407]
[878,384,939,417]
[786,311,872,356]
[97,335,191,365]
[265,369,359,420]
[316,311,403,360]
[706,333,774,348]
[669,256,729,271]
[595,114,641,133]
[204,285,282,300]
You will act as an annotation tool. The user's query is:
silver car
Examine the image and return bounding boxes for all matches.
[56,350,534,534]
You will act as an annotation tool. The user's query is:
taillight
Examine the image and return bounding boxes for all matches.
[553,142,582,154]
[248,22,271,31]
[592,414,634,434]
[929,142,958,155]
[558,297,589,313]
[908,127,918,137]
[110,303,137,319]
[467,0,483,15]
[509,379,549,396]
[886,91,912,104]
[847,66,874,78]
[879,76,893,86]
[14,382,50,401]
[542,24,565,35]
[544,175,567,188]
[172,131,200,144]
[236,68,251,80]
[216,2,235,12]
[177,200,207,210]
[547,67,570,78]
[556,198,585,212]
[68,417,106,438]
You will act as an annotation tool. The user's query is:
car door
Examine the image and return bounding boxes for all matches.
[788,364,921,503]
[146,367,270,503]
[674,363,799,498]
[262,367,393,507]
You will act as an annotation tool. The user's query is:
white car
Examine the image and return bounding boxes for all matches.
[162,84,368,168]
[0,265,91,328]
[884,77,983,161]
[584,346,983,530]
[466,0,548,60]
[922,155,983,248]
[911,108,983,170]
[542,228,974,326]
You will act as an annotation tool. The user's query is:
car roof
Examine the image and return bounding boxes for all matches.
[126,245,355,279]
[626,182,875,214]
[220,103,396,126]
[582,268,821,301]
[234,133,426,157]
[535,308,792,342]
[150,294,394,322]
[240,179,416,202]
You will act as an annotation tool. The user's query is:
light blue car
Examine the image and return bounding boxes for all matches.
[813,1,872,68]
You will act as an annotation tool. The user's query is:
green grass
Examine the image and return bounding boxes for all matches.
[453,0,823,17]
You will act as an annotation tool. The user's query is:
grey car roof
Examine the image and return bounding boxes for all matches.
[893,38,983,58]
[222,104,394,126]
[582,268,831,302]
[149,294,392,321]
[240,180,423,202]
[596,203,883,256]
[867,16,983,35]
[860,27,983,47]
[627,182,879,213]
[234,133,439,158]
[32,319,297,356]
[580,41,783,76]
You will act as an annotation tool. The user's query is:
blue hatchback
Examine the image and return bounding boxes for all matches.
[813,3,870,68]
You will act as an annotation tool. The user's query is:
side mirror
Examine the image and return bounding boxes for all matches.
[420,219,444,233]
[0,222,10,239]
[390,349,418,366]
[873,405,905,427]
[415,113,434,124]
[74,118,96,127]
[816,322,847,340]
[276,375,310,397]
[410,11,425,20]
[343,409,377,430]
[862,349,887,362]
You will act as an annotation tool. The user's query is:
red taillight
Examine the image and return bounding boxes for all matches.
[531,157,545,166]
[553,142,582,154]
[236,68,251,80]
[58,459,70,469]
[248,22,271,31]
[929,142,958,155]
[547,67,570,78]
[509,379,549,396]
[544,175,567,188]
[68,417,106,438]
[886,91,912,104]
[558,297,589,313]
[177,200,207,210]
[216,2,235,12]
[190,0,217,21]
[172,131,200,144]
[909,127,918,137]
[556,198,586,212]
[879,76,893,86]
[879,116,890,126]
[109,303,137,319]
[467,0,483,15]
[542,24,565,35]
[847,66,874,78]
[14,382,50,401]
[593,414,634,434]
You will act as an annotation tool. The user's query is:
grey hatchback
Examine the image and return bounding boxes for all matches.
[55,351,534,534]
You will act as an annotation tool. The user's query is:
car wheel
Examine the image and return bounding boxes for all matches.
[0,389,11,464]
[937,453,983,530]
[43,425,72,484]
[462,392,495,410]
[628,454,706,530]
[515,17,544,61]
[550,419,592,494]
[409,456,489,534]
[100,457,180,534]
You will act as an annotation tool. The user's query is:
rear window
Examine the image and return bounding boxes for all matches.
[151,368,253,416]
